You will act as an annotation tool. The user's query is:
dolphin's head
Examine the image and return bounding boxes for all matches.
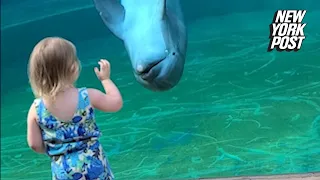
[122,1,187,91]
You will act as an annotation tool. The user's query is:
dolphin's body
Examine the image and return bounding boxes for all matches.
[93,0,187,91]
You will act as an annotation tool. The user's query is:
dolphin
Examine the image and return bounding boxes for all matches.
[92,0,188,91]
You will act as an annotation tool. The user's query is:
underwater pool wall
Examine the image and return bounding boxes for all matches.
[1,0,320,179]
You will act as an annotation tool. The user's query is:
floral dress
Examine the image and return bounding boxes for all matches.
[34,87,114,180]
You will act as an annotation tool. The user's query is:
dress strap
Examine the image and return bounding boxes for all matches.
[33,98,44,121]
[78,87,90,109]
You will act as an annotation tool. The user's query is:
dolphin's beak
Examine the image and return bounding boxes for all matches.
[133,52,184,91]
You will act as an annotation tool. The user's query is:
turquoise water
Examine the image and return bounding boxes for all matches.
[1,1,320,179]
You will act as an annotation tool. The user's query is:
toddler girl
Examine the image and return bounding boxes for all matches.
[26,37,123,180]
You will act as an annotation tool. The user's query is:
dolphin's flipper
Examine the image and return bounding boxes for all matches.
[93,0,125,38]
[166,0,184,22]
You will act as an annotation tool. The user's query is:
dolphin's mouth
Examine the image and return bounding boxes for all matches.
[133,58,173,91]
[136,58,165,76]
[135,58,166,83]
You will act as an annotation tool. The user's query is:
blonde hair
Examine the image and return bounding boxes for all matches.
[28,37,80,99]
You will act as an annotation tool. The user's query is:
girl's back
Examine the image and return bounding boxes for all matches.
[41,87,79,122]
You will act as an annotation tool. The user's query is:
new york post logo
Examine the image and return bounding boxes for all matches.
[267,10,307,52]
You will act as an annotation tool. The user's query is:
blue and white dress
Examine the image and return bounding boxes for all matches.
[34,87,114,180]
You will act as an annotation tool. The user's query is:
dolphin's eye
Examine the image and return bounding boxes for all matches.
[172,52,176,56]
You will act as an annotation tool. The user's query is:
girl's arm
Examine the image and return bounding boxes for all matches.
[27,103,46,154]
[88,79,123,112]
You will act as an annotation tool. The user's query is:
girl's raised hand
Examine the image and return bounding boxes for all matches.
[94,59,111,81]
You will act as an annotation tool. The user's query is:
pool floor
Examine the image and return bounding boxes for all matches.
[202,172,320,180]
